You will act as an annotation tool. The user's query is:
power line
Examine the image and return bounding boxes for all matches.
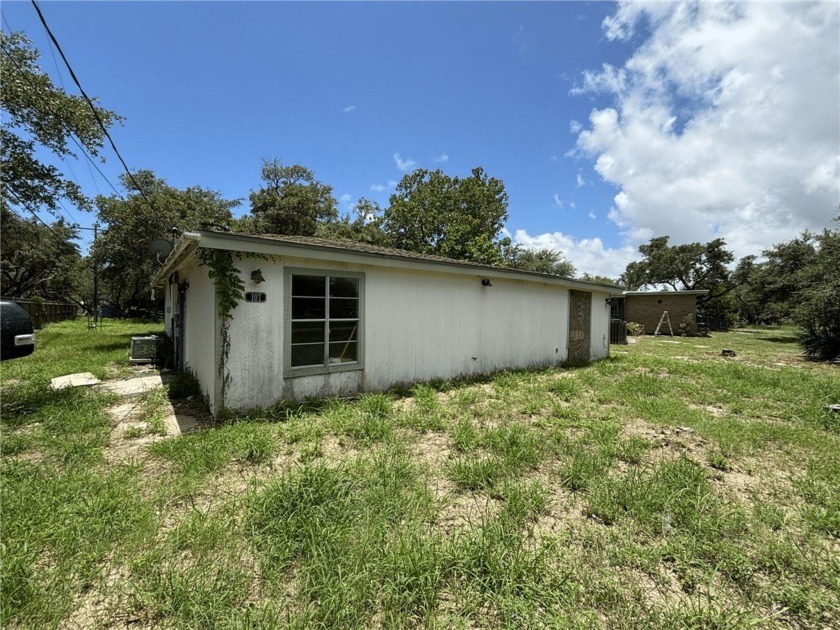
[5,188,67,241]
[1,15,124,200]
[29,0,170,231]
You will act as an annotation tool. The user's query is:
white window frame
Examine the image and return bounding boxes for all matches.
[284,268,365,377]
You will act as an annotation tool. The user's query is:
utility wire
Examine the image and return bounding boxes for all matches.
[5,188,67,241]
[0,28,124,200]
[30,0,170,231]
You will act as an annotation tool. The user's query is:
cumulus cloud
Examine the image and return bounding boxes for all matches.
[570,1,840,260]
[369,184,386,192]
[514,229,637,279]
[433,153,449,163]
[394,153,417,172]
[343,105,357,112]
[339,193,353,206]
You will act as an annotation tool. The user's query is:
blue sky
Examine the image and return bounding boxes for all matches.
[4,1,838,277]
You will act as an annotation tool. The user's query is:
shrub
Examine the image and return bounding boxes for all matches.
[626,321,645,336]
[795,277,840,361]
[678,313,698,336]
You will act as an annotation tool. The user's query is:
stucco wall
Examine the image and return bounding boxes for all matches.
[625,294,698,335]
[219,254,611,410]
[180,260,217,410]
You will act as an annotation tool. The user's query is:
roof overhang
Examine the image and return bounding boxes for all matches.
[609,289,710,298]
[152,230,624,293]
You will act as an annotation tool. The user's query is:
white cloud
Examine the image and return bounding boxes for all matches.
[339,193,353,205]
[513,229,637,278]
[553,193,564,208]
[369,184,386,192]
[572,1,839,260]
[550,155,559,162]
[588,211,597,220]
[569,120,582,134]
[387,180,398,187]
[515,24,535,56]
[569,201,576,209]
[343,105,357,112]
[433,153,449,163]
[394,153,417,172]
[575,171,587,188]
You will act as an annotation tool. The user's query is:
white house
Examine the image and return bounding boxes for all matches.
[153,230,617,415]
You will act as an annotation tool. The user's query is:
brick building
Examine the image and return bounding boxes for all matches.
[610,290,709,335]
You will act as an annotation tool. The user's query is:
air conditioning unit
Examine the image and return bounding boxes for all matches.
[130,336,162,364]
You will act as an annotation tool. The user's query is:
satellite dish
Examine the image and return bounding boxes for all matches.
[149,238,173,263]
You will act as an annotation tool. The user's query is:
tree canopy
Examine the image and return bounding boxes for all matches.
[240,159,337,236]
[93,171,239,313]
[383,168,512,265]
[0,206,80,299]
[508,247,576,277]
[0,31,121,217]
[622,236,734,294]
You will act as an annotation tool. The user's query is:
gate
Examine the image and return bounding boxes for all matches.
[610,319,628,345]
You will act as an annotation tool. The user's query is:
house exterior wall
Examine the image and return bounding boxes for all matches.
[219,254,612,410]
[625,294,698,335]
[179,260,218,410]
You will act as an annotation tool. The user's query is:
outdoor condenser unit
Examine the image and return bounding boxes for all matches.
[130,335,162,364]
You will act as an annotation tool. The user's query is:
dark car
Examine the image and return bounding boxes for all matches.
[1,301,36,361]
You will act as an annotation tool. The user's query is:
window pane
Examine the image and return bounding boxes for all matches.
[292,321,325,344]
[291,343,324,367]
[329,341,357,364]
[330,298,358,319]
[292,297,325,319]
[292,275,326,297]
[330,277,359,298]
[329,321,358,342]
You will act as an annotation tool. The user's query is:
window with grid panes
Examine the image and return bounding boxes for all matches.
[288,272,362,372]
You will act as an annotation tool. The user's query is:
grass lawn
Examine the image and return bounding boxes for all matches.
[1,320,838,628]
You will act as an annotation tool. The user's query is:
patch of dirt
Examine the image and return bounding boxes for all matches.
[687,403,727,418]
[534,486,589,538]
[319,434,361,464]
[623,419,709,463]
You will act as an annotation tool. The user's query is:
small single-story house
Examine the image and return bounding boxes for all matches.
[609,290,709,334]
[153,230,619,415]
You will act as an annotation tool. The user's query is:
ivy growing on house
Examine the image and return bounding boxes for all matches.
[199,248,245,412]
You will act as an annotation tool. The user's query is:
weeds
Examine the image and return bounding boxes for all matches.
[3,321,839,627]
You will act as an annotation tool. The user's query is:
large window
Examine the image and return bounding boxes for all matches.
[286,271,363,375]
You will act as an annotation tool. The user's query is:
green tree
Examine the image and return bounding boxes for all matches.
[241,159,337,235]
[1,31,121,216]
[622,236,734,293]
[93,171,239,313]
[509,247,576,277]
[794,229,840,360]
[383,168,511,264]
[315,199,391,246]
[580,273,621,286]
[0,205,80,299]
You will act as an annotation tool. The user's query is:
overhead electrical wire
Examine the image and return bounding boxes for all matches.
[29,0,170,231]
[0,18,124,202]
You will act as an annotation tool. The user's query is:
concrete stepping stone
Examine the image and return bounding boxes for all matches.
[50,372,102,391]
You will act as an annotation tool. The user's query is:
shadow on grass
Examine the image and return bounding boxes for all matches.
[757,335,799,344]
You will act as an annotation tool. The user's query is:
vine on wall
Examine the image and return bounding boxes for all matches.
[199,248,245,413]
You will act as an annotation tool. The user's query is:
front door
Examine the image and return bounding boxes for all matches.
[568,290,591,364]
